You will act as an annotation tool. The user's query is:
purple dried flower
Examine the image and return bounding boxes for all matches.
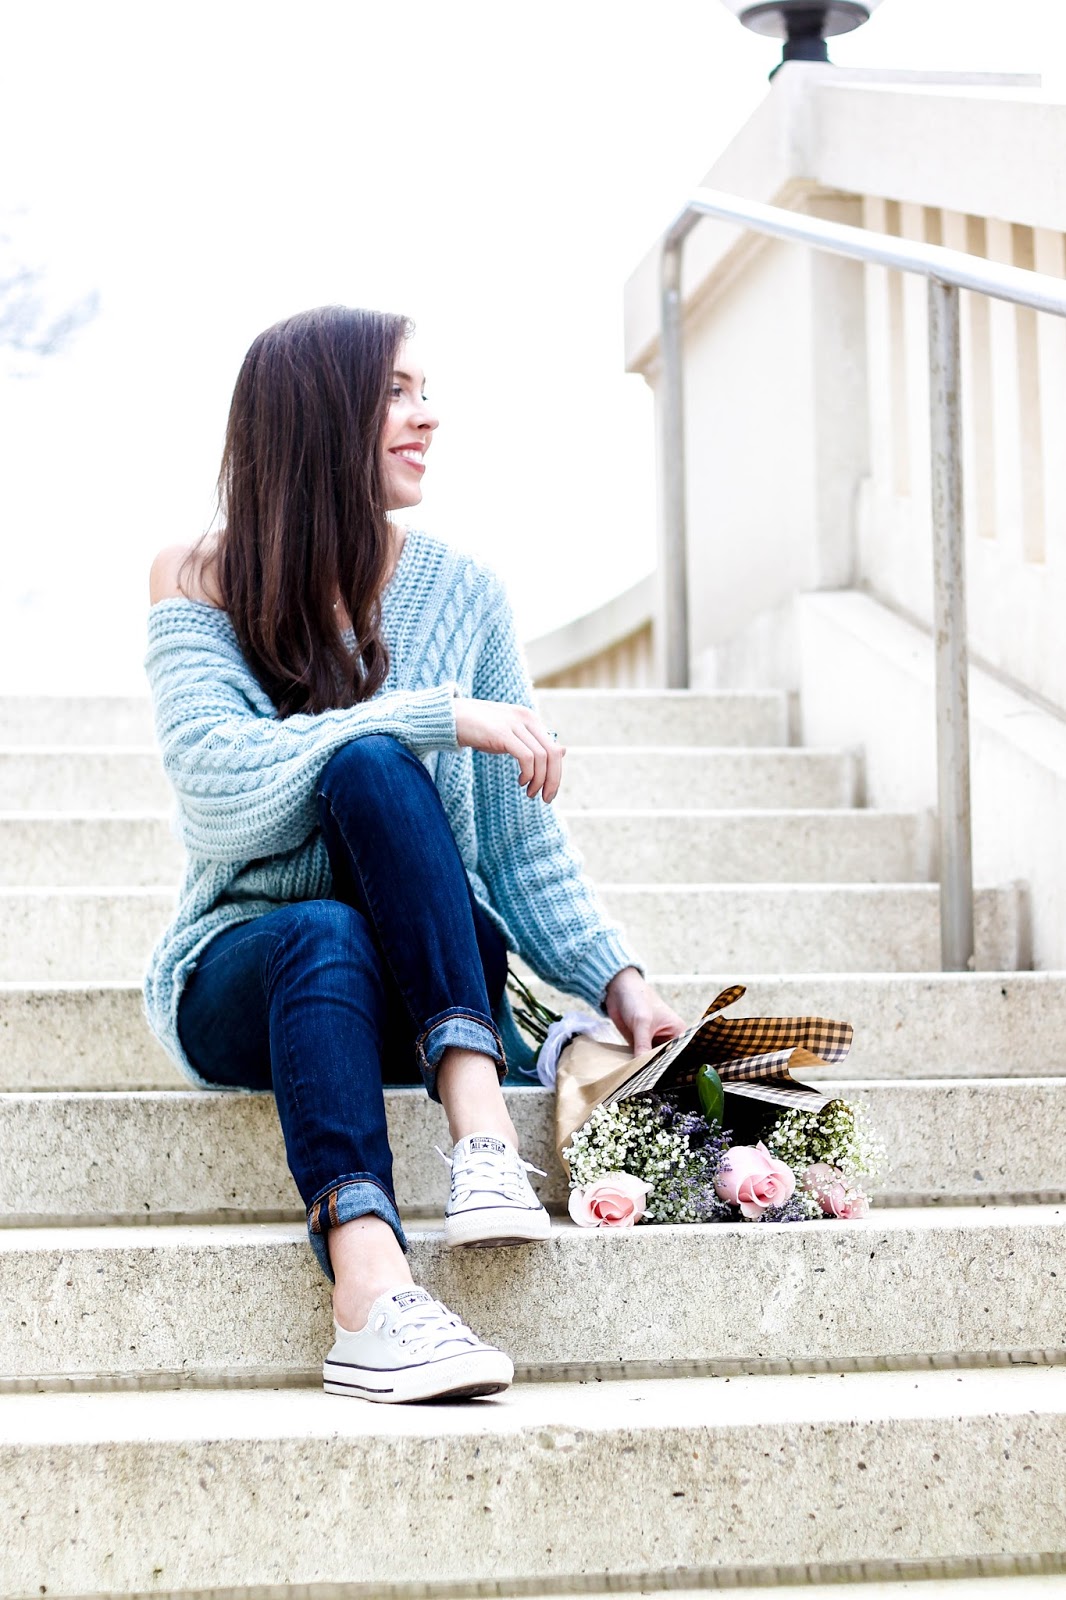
[755,1195,817,1224]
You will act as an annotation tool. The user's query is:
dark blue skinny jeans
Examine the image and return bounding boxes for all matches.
[175,735,509,1284]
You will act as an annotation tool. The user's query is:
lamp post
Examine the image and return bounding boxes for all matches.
[720,1,884,77]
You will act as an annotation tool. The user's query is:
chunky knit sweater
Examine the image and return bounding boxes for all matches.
[141,527,642,1089]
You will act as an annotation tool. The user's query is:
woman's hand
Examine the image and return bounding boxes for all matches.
[605,967,687,1056]
[454,697,565,803]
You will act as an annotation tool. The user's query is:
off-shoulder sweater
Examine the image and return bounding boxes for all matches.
[141,527,642,1089]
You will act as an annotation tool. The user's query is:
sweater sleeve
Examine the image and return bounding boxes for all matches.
[145,600,460,865]
[469,581,645,1014]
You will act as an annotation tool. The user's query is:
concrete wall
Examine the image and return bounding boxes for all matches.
[623,65,1063,701]
[616,65,1066,963]
[799,590,1066,969]
[526,574,655,688]
[666,192,868,689]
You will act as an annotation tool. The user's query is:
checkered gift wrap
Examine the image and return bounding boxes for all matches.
[553,985,854,1163]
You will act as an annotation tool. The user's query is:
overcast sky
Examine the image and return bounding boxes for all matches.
[2,0,1063,693]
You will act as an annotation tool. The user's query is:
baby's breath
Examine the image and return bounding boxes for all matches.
[765,1099,884,1186]
[563,1096,733,1224]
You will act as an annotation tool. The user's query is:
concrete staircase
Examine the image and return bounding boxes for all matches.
[1,689,1064,1598]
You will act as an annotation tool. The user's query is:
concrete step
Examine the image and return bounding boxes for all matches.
[0,812,177,887]
[0,688,791,750]
[594,883,1024,973]
[559,808,932,885]
[2,1080,1063,1226]
[491,745,860,810]
[0,882,1024,981]
[538,688,790,747]
[0,743,859,812]
[2,1368,1065,1594]
[0,806,932,887]
[509,1582,1066,1600]
[4,971,1063,1091]
[0,888,175,981]
[1,1205,1063,1388]
[0,748,171,810]
[0,695,154,747]
[505,1574,1062,1600]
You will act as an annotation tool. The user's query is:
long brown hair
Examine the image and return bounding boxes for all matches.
[179,305,411,717]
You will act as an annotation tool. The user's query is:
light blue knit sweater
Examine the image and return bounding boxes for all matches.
[141,528,642,1089]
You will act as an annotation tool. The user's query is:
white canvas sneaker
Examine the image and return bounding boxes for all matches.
[439,1133,553,1249]
[322,1286,513,1403]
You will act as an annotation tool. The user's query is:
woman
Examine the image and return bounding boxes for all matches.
[143,305,685,1405]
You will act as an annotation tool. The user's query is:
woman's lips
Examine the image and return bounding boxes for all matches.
[390,448,425,474]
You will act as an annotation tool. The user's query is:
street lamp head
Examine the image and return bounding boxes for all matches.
[720,1,885,76]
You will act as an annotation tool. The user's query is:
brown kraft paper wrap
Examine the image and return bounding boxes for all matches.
[555,984,854,1171]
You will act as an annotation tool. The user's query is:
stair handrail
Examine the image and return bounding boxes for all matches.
[660,188,1066,974]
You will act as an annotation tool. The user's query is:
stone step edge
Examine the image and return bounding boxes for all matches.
[0,806,919,819]
[2,1370,1063,1595]
[0,742,841,756]
[494,1563,1066,1600]
[0,881,1021,903]
[5,1363,1066,1439]
[4,1207,1063,1392]
[5,1190,1065,1231]
[4,969,1060,987]
[7,1072,1060,1093]
[6,1201,1063,1245]
[19,1561,1059,1600]
[5,1344,1065,1399]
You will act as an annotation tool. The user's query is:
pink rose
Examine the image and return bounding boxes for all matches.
[714,1141,796,1219]
[803,1162,871,1220]
[568,1172,651,1229]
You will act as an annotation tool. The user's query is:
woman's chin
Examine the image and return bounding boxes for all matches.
[385,487,423,513]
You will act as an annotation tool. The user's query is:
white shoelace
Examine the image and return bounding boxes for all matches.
[373,1296,482,1360]
[435,1144,547,1207]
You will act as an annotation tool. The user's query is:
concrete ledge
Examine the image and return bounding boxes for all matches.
[0,881,1025,981]
[0,745,859,813]
[0,695,154,746]
[508,1574,1066,1600]
[0,748,166,810]
[2,1369,1066,1594]
[5,973,1066,1091]
[511,1579,1066,1600]
[536,809,932,886]
[595,883,1024,974]
[535,688,789,747]
[3,1080,1066,1223]
[0,688,788,751]
[0,808,932,889]
[525,575,654,682]
[0,1207,1063,1385]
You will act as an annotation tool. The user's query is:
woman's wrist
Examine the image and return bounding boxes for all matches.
[603,967,687,1056]
[604,965,642,1004]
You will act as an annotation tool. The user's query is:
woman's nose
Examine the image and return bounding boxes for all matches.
[415,398,439,432]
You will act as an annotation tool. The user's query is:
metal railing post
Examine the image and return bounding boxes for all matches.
[927,276,976,971]
[660,237,690,689]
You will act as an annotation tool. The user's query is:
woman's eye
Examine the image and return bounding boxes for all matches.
[390,385,403,398]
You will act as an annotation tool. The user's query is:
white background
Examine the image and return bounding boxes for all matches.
[1,0,1061,691]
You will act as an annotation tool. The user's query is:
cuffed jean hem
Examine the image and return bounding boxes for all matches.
[306,1175,408,1286]
[416,1008,506,1103]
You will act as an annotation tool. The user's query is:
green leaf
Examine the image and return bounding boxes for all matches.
[696,1064,725,1129]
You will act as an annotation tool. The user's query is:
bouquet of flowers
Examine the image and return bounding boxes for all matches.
[509,973,882,1230]
[563,1089,882,1227]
